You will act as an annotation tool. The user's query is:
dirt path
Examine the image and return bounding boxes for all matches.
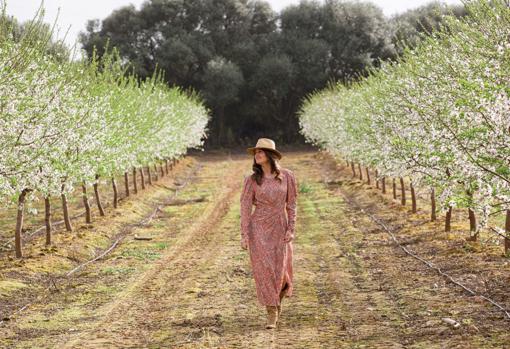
[1,150,509,348]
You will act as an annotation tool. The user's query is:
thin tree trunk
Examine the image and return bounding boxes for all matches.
[45,197,51,246]
[505,209,510,254]
[358,164,363,181]
[346,160,349,167]
[154,164,159,181]
[445,206,452,232]
[15,189,30,258]
[94,174,105,216]
[147,166,153,185]
[351,162,356,177]
[124,172,130,197]
[173,158,176,167]
[366,167,371,185]
[392,178,397,199]
[165,159,169,175]
[382,177,386,194]
[140,168,146,190]
[468,208,477,240]
[132,168,138,194]
[61,184,73,232]
[430,188,437,222]
[112,178,118,209]
[82,182,92,224]
[400,177,406,206]
[375,169,379,189]
[410,182,417,213]
[160,162,165,177]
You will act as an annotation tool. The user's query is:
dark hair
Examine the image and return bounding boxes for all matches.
[251,149,282,185]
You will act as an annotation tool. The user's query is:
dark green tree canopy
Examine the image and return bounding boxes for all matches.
[79,0,465,147]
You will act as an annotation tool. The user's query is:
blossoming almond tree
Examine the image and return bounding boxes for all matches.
[0,7,209,258]
[299,0,510,251]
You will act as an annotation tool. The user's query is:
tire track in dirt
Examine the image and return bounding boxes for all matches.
[60,156,247,348]
[317,153,510,348]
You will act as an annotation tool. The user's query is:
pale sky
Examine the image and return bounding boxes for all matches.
[6,0,463,50]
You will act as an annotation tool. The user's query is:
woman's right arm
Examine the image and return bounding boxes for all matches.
[240,175,255,245]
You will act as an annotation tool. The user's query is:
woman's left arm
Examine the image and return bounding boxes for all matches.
[284,169,298,242]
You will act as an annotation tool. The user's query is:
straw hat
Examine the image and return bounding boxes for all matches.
[246,138,282,160]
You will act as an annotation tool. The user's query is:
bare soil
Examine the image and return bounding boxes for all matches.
[0,150,509,348]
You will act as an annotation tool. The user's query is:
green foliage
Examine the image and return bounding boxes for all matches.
[79,0,449,146]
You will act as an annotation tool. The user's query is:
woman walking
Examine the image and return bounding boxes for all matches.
[240,138,298,329]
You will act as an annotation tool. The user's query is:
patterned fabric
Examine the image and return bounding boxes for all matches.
[240,168,298,306]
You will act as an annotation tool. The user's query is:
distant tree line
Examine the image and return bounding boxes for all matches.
[79,0,466,147]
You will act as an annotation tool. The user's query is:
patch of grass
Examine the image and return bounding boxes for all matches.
[0,280,27,297]
[299,181,313,194]
[18,306,86,331]
[463,241,482,253]
[101,266,137,275]
[121,247,162,261]
[153,242,168,250]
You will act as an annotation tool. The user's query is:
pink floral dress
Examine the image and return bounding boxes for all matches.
[240,168,298,306]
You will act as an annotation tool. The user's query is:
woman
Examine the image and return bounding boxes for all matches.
[240,138,298,329]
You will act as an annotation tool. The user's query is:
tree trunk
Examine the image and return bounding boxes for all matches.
[366,167,371,185]
[112,178,118,209]
[154,164,159,181]
[400,177,406,206]
[430,188,437,222]
[15,189,30,258]
[124,172,130,197]
[165,159,169,175]
[346,160,349,167]
[392,178,397,199]
[45,197,51,246]
[505,209,510,254]
[61,184,73,232]
[445,206,452,232]
[410,182,417,213]
[82,182,92,224]
[382,177,386,194]
[160,162,165,177]
[468,208,477,240]
[351,162,356,177]
[358,164,363,181]
[147,166,153,185]
[94,174,105,216]
[375,169,379,189]
[140,168,146,190]
[133,168,138,194]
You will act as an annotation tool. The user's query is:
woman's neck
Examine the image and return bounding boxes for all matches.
[261,163,272,177]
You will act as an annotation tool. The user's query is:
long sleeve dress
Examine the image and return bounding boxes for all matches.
[240,168,298,306]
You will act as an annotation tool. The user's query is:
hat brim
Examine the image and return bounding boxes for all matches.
[246,147,282,160]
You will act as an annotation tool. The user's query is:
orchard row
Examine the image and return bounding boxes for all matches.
[299,1,510,250]
[0,11,209,257]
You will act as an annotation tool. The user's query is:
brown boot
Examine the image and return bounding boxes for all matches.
[266,306,278,329]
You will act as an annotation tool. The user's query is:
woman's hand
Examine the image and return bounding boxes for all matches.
[241,238,248,250]
[283,230,294,243]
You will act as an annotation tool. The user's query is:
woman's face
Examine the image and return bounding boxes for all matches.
[254,149,269,165]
